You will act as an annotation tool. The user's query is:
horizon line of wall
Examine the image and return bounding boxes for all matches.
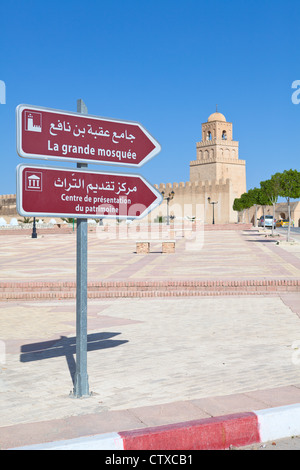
[0,194,16,199]
[154,178,232,191]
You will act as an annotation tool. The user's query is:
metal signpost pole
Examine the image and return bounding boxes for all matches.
[31,216,37,238]
[73,99,90,398]
[16,101,162,398]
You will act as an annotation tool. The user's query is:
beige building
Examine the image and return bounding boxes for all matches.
[150,110,247,224]
[275,202,300,226]
[247,201,300,227]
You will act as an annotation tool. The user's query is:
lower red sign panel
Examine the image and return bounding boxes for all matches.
[16,164,162,220]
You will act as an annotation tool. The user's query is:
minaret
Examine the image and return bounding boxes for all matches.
[189,109,246,199]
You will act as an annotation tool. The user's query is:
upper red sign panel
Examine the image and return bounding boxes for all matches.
[16,105,161,167]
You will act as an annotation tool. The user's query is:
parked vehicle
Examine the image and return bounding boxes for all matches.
[258,215,276,228]
[276,219,289,227]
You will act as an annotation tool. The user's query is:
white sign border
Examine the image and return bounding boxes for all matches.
[16,163,163,220]
[16,104,161,168]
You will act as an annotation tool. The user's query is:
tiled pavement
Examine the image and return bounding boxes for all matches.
[0,226,299,283]
[0,225,300,449]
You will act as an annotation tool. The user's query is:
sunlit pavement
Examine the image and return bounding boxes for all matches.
[0,225,300,449]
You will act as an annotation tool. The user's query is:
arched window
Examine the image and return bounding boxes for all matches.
[222,130,227,140]
[207,131,212,141]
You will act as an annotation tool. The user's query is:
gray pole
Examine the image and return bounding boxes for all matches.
[167,199,170,225]
[73,99,90,398]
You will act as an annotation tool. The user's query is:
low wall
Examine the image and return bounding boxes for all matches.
[204,223,252,230]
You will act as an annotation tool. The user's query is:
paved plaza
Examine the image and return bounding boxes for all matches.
[0,225,299,283]
[0,225,300,449]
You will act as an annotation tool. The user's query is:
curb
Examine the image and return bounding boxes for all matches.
[10,403,300,450]
[0,279,299,301]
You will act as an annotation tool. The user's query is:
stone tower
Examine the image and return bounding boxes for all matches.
[189,110,246,201]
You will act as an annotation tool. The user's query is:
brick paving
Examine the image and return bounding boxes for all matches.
[0,224,300,449]
[0,225,299,297]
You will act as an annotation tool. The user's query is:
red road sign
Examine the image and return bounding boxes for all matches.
[16,105,161,167]
[16,164,162,220]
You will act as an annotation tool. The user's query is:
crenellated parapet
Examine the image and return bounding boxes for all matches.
[0,194,16,201]
[155,178,231,194]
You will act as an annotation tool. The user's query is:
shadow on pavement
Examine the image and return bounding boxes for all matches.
[246,238,280,243]
[20,332,128,385]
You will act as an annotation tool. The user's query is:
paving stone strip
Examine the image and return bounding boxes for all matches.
[0,279,299,300]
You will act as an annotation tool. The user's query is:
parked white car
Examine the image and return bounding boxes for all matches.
[258,215,276,228]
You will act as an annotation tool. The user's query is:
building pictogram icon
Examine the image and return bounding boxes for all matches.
[25,171,42,191]
[25,111,42,132]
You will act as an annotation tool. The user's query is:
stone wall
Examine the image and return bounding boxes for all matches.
[148,178,235,224]
[0,194,18,219]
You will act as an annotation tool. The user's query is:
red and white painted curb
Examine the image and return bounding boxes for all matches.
[11,403,300,450]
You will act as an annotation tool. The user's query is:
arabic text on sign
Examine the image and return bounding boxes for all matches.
[49,120,136,144]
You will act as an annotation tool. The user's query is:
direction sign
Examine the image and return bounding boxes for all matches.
[16,104,161,167]
[16,164,163,220]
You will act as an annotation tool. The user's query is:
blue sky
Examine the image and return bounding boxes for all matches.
[0,0,299,196]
